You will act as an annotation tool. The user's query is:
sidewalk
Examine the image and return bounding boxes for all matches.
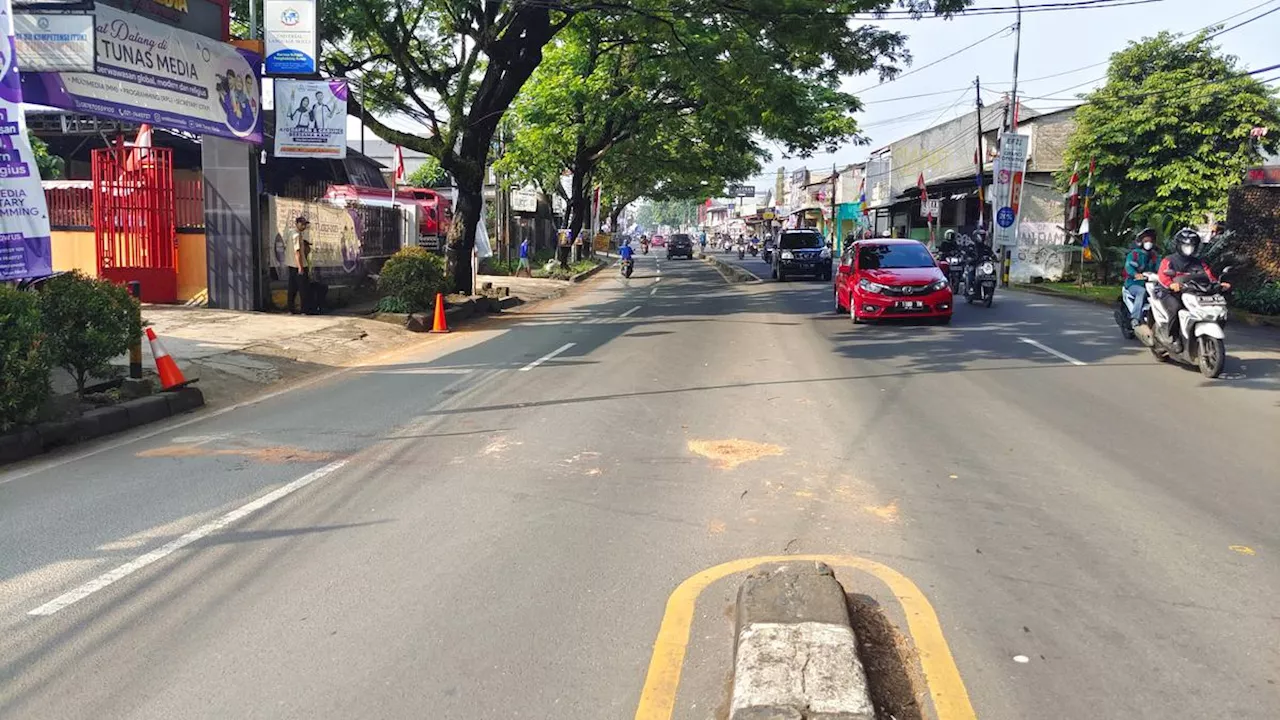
[46,275,588,409]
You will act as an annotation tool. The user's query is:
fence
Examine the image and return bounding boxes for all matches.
[45,178,205,230]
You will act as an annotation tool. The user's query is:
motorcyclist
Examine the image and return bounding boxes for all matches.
[937,229,960,258]
[1155,228,1230,351]
[639,234,649,253]
[1122,228,1160,327]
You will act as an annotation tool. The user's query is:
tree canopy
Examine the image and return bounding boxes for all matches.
[1061,31,1280,226]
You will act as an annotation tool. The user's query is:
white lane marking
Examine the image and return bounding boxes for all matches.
[28,459,349,617]
[649,287,658,296]
[1018,337,1087,366]
[619,306,641,318]
[360,367,473,375]
[518,342,576,372]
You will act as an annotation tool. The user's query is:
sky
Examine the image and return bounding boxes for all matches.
[732,0,1279,187]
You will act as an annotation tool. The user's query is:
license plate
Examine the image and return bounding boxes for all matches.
[895,301,924,310]
[1201,295,1226,305]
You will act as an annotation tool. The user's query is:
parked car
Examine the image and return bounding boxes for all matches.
[834,238,953,324]
[667,233,695,259]
[771,228,832,281]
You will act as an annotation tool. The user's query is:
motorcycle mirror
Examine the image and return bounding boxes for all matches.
[1220,265,1233,277]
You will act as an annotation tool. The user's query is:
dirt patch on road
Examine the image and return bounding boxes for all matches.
[138,444,335,463]
[848,593,928,720]
[687,439,784,470]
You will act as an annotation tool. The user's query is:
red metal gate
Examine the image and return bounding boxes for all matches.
[91,145,178,302]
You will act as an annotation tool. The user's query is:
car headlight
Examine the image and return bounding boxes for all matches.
[820,247,832,258]
[858,278,887,294]
[979,261,996,275]
[926,279,949,292]
[780,250,794,260]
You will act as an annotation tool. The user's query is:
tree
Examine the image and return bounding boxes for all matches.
[404,156,446,188]
[28,131,63,180]
[1061,31,1280,226]
[323,0,970,292]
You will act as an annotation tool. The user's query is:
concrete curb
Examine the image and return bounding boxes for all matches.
[705,254,764,284]
[1012,283,1280,328]
[0,387,205,465]
[570,259,609,283]
[731,562,873,720]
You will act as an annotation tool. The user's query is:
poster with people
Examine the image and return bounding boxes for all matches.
[20,4,262,143]
[273,79,348,158]
[0,0,53,281]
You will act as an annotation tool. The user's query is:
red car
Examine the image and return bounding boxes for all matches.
[834,239,953,324]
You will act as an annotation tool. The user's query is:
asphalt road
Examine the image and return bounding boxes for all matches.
[2,252,1277,719]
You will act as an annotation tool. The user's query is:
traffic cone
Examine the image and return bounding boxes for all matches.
[430,293,449,333]
[145,327,194,390]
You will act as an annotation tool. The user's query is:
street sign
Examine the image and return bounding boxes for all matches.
[728,184,756,198]
[996,206,1015,227]
[920,199,940,218]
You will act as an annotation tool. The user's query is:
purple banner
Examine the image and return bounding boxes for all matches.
[1,0,54,281]
[20,4,262,144]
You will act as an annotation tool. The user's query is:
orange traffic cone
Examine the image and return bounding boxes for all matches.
[430,293,449,333]
[145,327,194,390]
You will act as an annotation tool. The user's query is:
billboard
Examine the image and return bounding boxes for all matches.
[273,79,347,157]
[1,0,53,280]
[990,132,1029,247]
[21,4,262,143]
[14,13,93,72]
[264,0,317,76]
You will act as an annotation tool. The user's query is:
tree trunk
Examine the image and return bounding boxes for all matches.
[447,179,483,294]
[567,169,590,243]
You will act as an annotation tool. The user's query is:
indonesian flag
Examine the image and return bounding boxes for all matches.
[1065,163,1080,230]
[393,145,405,183]
[124,123,153,172]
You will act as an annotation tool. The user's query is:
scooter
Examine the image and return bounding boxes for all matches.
[737,244,745,260]
[1143,273,1230,378]
[748,244,758,257]
[621,257,635,278]
[964,259,996,307]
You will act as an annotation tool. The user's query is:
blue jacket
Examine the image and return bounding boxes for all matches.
[1124,247,1159,288]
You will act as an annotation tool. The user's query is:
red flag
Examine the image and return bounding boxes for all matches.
[393,145,405,183]
[918,172,933,221]
[124,123,153,172]
[1065,164,1080,230]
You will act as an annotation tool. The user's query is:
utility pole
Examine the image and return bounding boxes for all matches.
[830,163,838,244]
[974,76,986,232]
[1010,0,1022,131]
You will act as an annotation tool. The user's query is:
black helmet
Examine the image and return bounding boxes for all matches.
[1136,227,1156,243]
[1174,228,1201,257]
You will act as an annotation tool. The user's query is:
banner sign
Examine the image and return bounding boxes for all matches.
[510,187,538,213]
[269,196,363,274]
[273,78,346,157]
[21,4,262,143]
[1010,222,1069,282]
[1,0,53,280]
[14,13,93,71]
[263,0,316,76]
[990,132,1029,247]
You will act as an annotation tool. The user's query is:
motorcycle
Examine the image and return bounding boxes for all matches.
[748,244,758,257]
[1114,273,1156,340]
[621,257,635,278]
[737,243,745,260]
[964,257,996,307]
[641,242,649,255]
[1142,272,1229,378]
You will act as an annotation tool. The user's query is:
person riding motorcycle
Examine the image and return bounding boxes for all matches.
[1155,228,1230,351]
[1121,228,1160,327]
[937,229,960,258]
[639,234,649,254]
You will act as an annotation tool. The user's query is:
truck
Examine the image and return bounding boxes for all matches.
[322,185,453,252]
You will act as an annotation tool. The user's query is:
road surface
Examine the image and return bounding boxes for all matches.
[2,253,1277,719]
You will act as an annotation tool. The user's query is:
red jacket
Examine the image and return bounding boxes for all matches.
[1157,255,1216,289]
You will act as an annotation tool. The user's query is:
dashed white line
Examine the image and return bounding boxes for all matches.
[649,287,658,296]
[1018,337,1087,366]
[28,459,350,617]
[620,306,641,318]
[518,342,576,372]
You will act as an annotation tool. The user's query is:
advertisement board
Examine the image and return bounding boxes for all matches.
[1010,221,1069,282]
[14,13,93,71]
[990,132,1029,247]
[1,0,53,280]
[21,4,262,142]
[263,0,316,76]
[510,187,538,213]
[268,196,362,274]
[274,78,346,157]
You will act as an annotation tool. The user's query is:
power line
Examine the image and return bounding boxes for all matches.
[1023,61,1280,102]
[1205,4,1280,39]
[855,24,1015,93]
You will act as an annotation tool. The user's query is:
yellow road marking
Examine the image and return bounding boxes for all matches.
[634,554,976,720]
[1229,545,1256,556]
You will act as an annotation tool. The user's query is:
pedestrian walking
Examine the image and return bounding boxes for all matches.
[287,215,313,314]
[517,236,532,277]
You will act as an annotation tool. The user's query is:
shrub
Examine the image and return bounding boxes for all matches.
[1232,281,1280,316]
[38,271,142,394]
[0,286,52,430]
[378,247,449,312]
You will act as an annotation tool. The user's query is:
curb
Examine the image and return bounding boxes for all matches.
[0,387,205,465]
[1012,284,1280,328]
[705,254,764,284]
[731,561,873,720]
[570,259,609,283]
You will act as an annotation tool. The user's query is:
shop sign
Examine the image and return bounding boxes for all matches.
[1,0,54,280]
[14,13,93,71]
[21,4,262,142]
[264,0,316,76]
[274,78,347,157]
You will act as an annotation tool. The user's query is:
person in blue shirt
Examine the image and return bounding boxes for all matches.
[517,237,531,277]
[620,242,634,261]
[1122,228,1160,326]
